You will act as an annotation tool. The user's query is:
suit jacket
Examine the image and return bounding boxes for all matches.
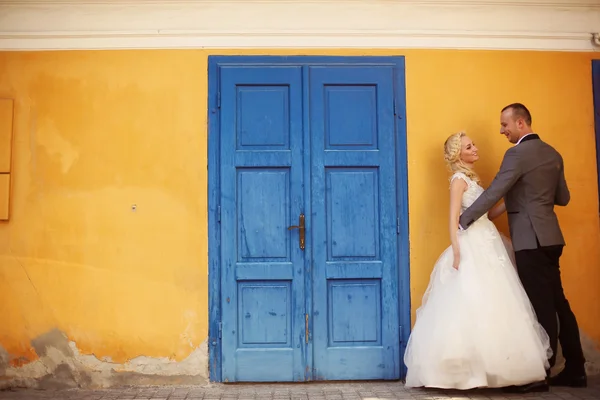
[458,134,570,252]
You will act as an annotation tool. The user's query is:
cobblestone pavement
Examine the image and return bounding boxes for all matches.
[1,378,600,400]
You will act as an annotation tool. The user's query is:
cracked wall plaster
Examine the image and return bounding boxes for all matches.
[1,328,599,390]
[0,329,209,390]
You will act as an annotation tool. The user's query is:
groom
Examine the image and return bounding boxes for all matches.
[458,103,586,393]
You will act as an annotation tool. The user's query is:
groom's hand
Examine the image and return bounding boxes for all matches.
[460,149,522,228]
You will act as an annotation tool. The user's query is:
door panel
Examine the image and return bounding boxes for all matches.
[219,66,307,382]
[309,66,400,380]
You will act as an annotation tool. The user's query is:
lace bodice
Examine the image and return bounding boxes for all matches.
[451,172,484,212]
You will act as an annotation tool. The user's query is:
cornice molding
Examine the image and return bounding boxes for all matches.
[0,0,598,51]
[2,0,598,5]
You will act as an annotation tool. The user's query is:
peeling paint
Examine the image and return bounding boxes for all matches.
[0,330,208,390]
[31,329,74,359]
[1,327,599,390]
[0,345,9,376]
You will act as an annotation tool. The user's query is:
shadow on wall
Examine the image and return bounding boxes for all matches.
[0,329,209,390]
[554,331,600,377]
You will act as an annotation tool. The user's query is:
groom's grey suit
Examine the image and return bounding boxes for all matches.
[459,134,569,251]
[459,134,585,374]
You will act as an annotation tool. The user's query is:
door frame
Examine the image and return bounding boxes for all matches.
[593,59,600,214]
[207,55,411,382]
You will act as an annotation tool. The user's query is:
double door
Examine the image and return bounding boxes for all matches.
[212,57,408,382]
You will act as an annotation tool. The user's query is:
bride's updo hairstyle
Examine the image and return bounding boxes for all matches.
[443,131,480,184]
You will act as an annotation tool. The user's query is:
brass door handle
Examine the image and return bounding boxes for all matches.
[288,214,305,250]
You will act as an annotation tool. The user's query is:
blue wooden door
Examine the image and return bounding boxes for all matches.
[212,57,408,383]
[218,65,307,382]
[309,66,400,380]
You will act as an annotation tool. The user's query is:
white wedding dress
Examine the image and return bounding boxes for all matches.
[403,172,552,390]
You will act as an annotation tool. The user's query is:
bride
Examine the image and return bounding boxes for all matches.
[403,131,552,390]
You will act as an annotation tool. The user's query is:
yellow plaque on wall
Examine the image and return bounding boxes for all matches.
[0,98,14,174]
[0,173,10,220]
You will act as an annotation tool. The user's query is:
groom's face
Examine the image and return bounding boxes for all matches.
[500,109,521,144]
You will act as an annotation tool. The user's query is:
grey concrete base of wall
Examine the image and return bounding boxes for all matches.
[1,328,598,390]
[0,330,209,390]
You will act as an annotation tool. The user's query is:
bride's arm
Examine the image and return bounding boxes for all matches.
[449,178,467,268]
[488,201,506,220]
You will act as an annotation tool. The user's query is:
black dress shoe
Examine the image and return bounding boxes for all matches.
[549,371,587,388]
[502,380,549,393]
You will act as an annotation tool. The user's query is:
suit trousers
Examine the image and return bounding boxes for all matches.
[515,244,586,374]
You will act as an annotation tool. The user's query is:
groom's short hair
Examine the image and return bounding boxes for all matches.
[502,103,532,126]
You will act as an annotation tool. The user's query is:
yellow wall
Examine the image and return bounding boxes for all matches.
[0,49,598,369]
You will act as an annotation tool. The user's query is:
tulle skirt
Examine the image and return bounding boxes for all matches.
[403,216,552,390]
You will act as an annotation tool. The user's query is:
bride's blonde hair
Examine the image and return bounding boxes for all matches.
[443,131,480,183]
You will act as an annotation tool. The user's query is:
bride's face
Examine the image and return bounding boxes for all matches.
[460,136,479,164]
